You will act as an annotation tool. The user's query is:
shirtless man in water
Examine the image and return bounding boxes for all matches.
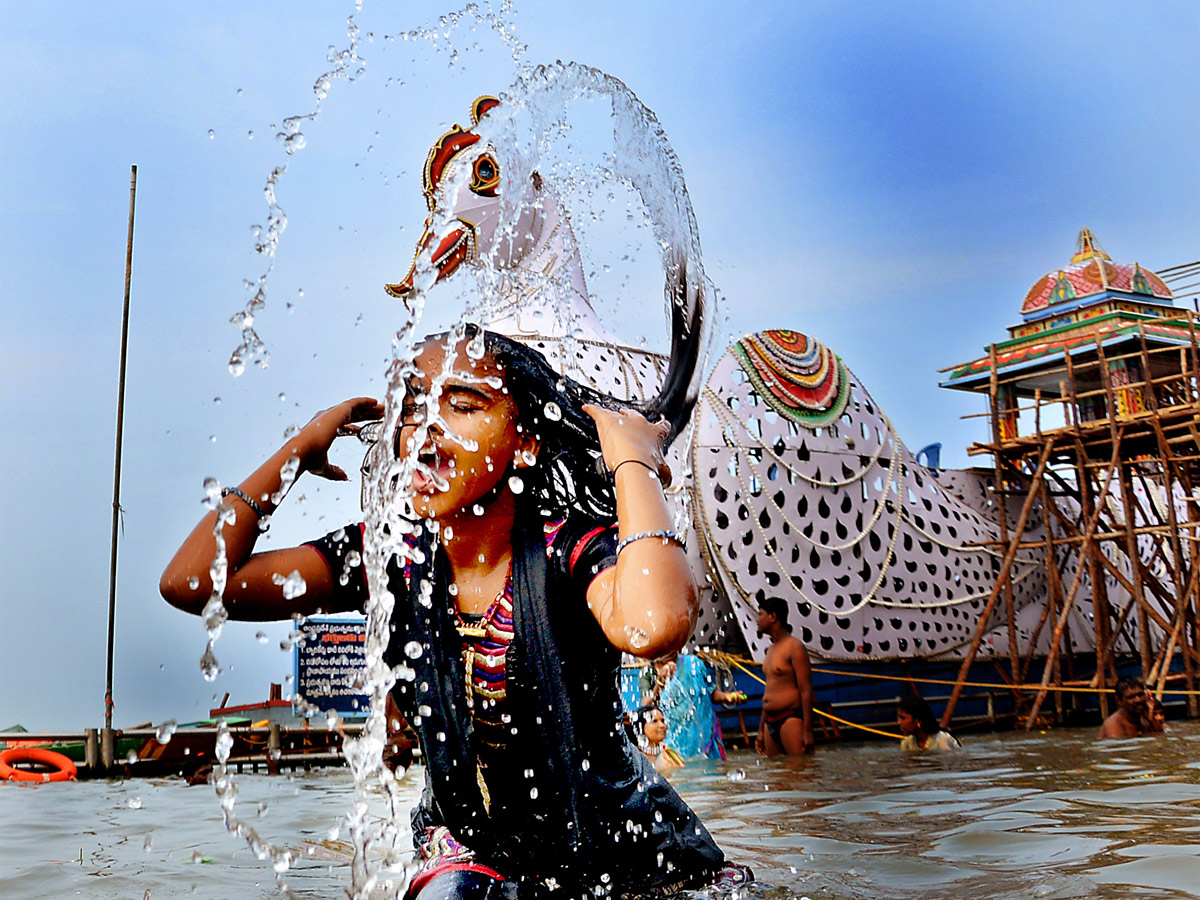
[1097,677,1149,739]
[754,597,815,755]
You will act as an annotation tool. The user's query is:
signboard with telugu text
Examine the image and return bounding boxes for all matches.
[294,616,369,718]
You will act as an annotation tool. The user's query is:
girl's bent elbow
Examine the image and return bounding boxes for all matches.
[159,570,207,615]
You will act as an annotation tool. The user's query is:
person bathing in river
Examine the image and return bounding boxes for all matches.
[652,652,745,760]
[638,703,685,772]
[1098,677,1150,739]
[754,597,815,756]
[896,695,960,752]
[160,329,748,898]
[1147,696,1169,733]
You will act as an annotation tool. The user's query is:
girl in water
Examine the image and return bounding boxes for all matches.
[896,696,960,752]
[160,328,737,899]
[637,703,685,773]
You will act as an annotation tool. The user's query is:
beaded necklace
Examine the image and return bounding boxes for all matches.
[454,565,514,713]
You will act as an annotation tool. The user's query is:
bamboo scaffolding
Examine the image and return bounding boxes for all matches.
[947,307,1200,728]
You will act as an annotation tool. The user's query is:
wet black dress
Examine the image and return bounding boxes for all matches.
[308,512,724,899]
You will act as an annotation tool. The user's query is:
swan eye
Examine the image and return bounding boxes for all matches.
[471,155,500,196]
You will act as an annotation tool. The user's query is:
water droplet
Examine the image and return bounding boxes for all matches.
[472,504,484,516]
[207,129,215,140]
[278,392,286,402]
[125,750,139,764]
[187,576,199,590]
[625,626,649,649]
[127,796,143,809]
[200,644,220,681]
[466,332,486,360]
[143,835,153,852]
[155,720,178,744]
[508,475,524,494]
[543,401,562,422]
[524,768,535,778]
[256,631,268,643]
[436,732,446,742]
[247,130,254,140]
[404,641,424,659]
[272,570,307,599]
[726,768,746,782]
[443,526,454,541]
[191,850,205,864]
[530,787,539,799]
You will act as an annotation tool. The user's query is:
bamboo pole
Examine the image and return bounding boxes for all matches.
[941,439,1054,728]
[1093,337,1148,684]
[1025,440,1124,728]
[1069,433,1114,714]
[104,165,138,765]
[1149,413,1199,712]
[988,345,1023,691]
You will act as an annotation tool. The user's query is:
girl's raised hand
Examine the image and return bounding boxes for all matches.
[293,397,384,481]
[581,404,673,487]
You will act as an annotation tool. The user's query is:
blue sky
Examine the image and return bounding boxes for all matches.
[2,1,1197,730]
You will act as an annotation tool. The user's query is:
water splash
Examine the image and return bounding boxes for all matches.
[227,6,368,379]
[202,5,717,900]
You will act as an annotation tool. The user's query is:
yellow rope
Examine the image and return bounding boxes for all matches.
[817,707,902,740]
[700,649,1200,697]
[702,650,902,739]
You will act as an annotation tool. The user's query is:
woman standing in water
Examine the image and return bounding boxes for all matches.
[161,328,741,899]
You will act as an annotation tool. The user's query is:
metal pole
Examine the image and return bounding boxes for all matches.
[104,165,138,751]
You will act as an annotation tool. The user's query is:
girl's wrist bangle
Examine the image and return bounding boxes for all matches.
[616,529,685,556]
[611,458,657,478]
[221,486,267,518]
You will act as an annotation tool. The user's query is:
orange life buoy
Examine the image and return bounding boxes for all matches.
[0,747,77,783]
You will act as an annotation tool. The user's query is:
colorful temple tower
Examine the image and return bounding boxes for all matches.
[939,229,1200,724]
[944,228,1187,439]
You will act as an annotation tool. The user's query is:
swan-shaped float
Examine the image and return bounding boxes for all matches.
[383,86,1172,674]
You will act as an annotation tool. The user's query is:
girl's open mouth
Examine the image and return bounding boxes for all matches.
[412,447,452,492]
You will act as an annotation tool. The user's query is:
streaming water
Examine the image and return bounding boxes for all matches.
[4,725,1199,899]
[176,3,1003,899]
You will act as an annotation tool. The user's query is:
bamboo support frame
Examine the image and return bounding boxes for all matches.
[946,308,1200,728]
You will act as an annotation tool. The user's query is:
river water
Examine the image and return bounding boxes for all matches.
[4,722,1199,899]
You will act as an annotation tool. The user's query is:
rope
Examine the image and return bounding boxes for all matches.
[698,649,902,739]
[700,385,1040,563]
[817,707,902,740]
[700,385,892,488]
[701,650,1200,697]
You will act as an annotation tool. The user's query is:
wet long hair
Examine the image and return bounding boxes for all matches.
[898,695,941,737]
[478,328,617,520]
